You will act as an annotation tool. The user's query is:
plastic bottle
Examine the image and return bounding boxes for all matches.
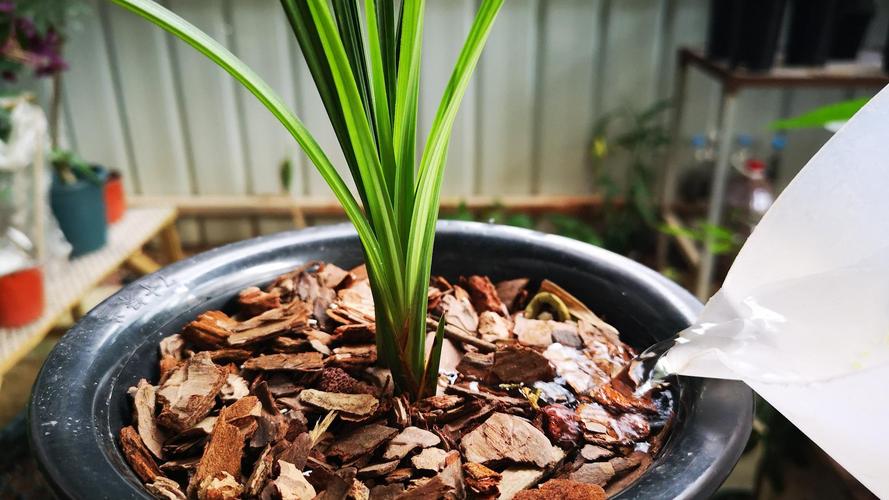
[678,134,715,203]
[725,158,775,239]
[766,134,786,183]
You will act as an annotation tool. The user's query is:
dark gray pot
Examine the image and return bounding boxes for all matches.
[29,221,753,499]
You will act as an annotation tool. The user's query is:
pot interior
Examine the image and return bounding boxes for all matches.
[31,222,751,499]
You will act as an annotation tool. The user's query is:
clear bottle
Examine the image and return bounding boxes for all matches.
[725,158,775,239]
[678,134,715,203]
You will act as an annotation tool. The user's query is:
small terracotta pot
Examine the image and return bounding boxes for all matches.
[0,266,44,328]
[104,171,126,224]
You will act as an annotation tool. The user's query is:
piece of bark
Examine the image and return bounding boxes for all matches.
[251,382,287,448]
[456,352,493,382]
[207,349,253,364]
[592,381,657,415]
[271,336,311,354]
[299,389,379,417]
[464,275,507,315]
[145,477,186,500]
[220,373,250,402]
[460,413,563,468]
[358,460,401,479]
[315,467,357,500]
[478,311,511,344]
[317,263,351,289]
[491,346,555,384]
[384,468,413,484]
[327,424,398,463]
[569,462,615,486]
[229,302,311,347]
[189,417,244,496]
[156,351,227,433]
[463,462,501,498]
[442,293,479,333]
[221,395,261,437]
[318,367,374,395]
[495,279,529,313]
[392,395,411,428]
[197,471,243,500]
[430,318,497,353]
[159,334,185,360]
[159,456,200,474]
[512,479,606,500]
[131,379,167,459]
[370,483,405,500]
[329,344,377,369]
[542,343,609,395]
[446,383,530,410]
[273,460,316,500]
[398,450,463,499]
[277,432,312,471]
[550,322,583,349]
[496,467,547,500]
[580,444,614,461]
[512,316,553,348]
[349,479,371,500]
[332,323,376,345]
[411,447,448,472]
[245,444,275,498]
[243,352,324,372]
[238,286,282,316]
[120,426,162,483]
[181,311,235,348]
[382,426,441,460]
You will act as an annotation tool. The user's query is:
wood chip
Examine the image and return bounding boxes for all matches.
[243,352,324,372]
[156,352,227,433]
[131,379,167,460]
[382,426,441,460]
[228,301,311,346]
[513,479,606,500]
[120,425,162,483]
[238,286,282,316]
[299,389,379,417]
[463,462,501,497]
[464,275,507,315]
[580,444,614,461]
[569,462,615,486]
[220,373,250,402]
[497,467,547,500]
[181,311,235,348]
[491,346,555,384]
[495,278,529,312]
[327,424,398,463]
[460,413,563,468]
[189,417,245,496]
[397,450,463,499]
[478,311,511,343]
[329,344,377,369]
[198,471,243,500]
[443,293,479,333]
[358,460,400,479]
[145,477,186,500]
[512,316,553,348]
[274,460,316,500]
[411,447,448,472]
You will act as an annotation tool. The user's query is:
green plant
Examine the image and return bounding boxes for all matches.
[658,221,738,256]
[590,100,671,255]
[112,0,503,399]
[49,148,98,185]
[769,97,868,131]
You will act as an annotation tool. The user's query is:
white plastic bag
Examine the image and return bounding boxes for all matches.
[661,85,889,496]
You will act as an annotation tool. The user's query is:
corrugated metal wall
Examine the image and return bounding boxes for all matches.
[7,0,889,243]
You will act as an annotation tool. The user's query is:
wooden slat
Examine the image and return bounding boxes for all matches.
[130,194,605,218]
[478,0,539,195]
[420,0,478,197]
[535,0,601,194]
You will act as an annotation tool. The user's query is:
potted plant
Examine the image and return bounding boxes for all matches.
[49,148,108,257]
[30,1,753,498]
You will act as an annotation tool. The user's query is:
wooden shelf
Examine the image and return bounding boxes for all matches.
[679,48,889,94]
[0,207,178,377]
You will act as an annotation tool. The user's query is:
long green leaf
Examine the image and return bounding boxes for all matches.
[393,0,424,243]
[279,0,369,211]
[331,0,375,133]
[376,0,398,117]
[404,0,504,376]
[364,0,398,200]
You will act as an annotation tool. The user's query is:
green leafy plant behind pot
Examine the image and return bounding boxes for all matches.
[111,0,503,400]
[50,148,100,185]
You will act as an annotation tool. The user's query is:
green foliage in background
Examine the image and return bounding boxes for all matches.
[769,97,868,131]
[112,0,504,400]
[590,100,671,256]
[659,221,738,256]
[49,148,98,185]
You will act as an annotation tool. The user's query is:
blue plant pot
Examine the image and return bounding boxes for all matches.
[50,169,108,258]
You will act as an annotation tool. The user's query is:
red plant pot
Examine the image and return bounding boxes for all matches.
[104,172,126,224]
[0,266,44,328]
